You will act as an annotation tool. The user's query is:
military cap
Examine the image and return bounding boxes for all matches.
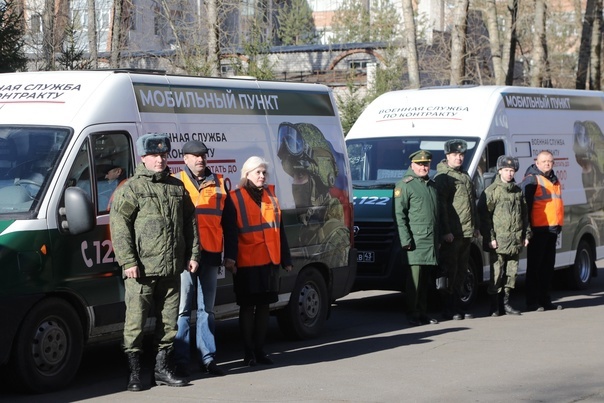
[444,139,467,154]
[182,140,208,156]
[409,150,432,163]
[496,155,519,171]
[136,133,171,156]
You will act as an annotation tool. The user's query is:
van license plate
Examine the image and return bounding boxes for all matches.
[357,251,375,263]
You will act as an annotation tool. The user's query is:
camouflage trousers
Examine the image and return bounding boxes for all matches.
[123,275,180,353]
[488,251,519,295]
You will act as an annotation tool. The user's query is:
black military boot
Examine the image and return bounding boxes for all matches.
[153,349,188,387]
[503,288,521,315]
[126,352,142,392]
[488,293,500,317]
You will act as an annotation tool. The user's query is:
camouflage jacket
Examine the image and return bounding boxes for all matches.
[394,169,439,266]
[434,160,478,238]
[478,175,531,255]
[110,163,200,277]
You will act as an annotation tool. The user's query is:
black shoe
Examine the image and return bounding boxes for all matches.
[419,315,438,325]
[542,303,563,311]
[408,317,422,326]
[205,360,226,376]
[463,313,474,319]
[255,352,274,365]
[243,354,256,367]
[452,313,463,320]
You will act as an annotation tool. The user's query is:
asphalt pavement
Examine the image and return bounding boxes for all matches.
[2,263,604,402]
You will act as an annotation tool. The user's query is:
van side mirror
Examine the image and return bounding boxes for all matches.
[59,187,95,234]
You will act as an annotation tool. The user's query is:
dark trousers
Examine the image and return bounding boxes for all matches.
[526,231,558,307]
[405,265,432,319]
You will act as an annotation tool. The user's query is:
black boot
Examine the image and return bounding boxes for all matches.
[488,294,500,317]
[504,288,521,315]
[153,349,188,387]
[126,352,142,392]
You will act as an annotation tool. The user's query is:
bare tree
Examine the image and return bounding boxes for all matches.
[576,0,600,89]
[402,0,420,88]
[530,0,551,87]
[589,0,602,89]
[42,0,56,69]
[502,0,519,85]
[87,0,98,68]
[485,0,504,84]
[110,0,123,68]
[450,0,469,85]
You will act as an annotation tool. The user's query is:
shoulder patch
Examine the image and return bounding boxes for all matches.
[394,188,402,197]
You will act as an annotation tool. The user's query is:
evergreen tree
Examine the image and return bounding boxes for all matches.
[277,0,319,45]
[331,0,400,44]
[0,0,27,72]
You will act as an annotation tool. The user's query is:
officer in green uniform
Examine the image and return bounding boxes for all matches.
[434,139,479,321]
[277,122,350,268]
[110,133,200,391]
[394,150,439,326]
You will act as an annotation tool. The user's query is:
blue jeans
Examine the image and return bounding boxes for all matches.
[174,264,219,366]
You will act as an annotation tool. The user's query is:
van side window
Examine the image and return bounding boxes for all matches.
[474,140,505,197]
[91,134,132,214]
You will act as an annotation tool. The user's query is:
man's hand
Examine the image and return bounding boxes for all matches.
[284,265,293,272]
[490,240,498,249]
[124,266,140,279]
[443,233,454,243]
[188,260,199,273]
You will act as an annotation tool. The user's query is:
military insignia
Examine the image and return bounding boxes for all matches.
[394,188,402,197]
[402,176,414,183]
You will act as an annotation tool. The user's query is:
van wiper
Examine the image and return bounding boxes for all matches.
[352,183,395,189]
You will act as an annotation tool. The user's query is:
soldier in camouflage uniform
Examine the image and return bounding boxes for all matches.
[478,156,531,317]
[110,133,200,391]
[277,122,350,268]
[434,139,479,321]
[394,150,439,326]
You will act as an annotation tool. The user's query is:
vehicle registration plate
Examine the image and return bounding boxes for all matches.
[357,251,375,263]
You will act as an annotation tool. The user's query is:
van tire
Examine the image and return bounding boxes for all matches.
[11,298,83,393]
[567,240,593,290]
[277,267,328,340]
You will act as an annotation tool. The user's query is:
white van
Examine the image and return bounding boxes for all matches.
[0,70,356,392]
[346,85,603,304]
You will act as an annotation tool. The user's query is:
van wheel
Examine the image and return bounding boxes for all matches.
[11,298,83,393]
[567,240,593,290]
[459,255,479,308]
[277,267,328,340]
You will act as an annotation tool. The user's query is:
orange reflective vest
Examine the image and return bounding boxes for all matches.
[178,171,227,253]
[530,174,564,228]
[231,185,281,267]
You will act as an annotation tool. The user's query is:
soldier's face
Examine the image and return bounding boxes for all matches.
[184,153,207,177]
[446,152,465,169]
[142,153,168,172]
[411,161,430,176]
[499,167,516,183]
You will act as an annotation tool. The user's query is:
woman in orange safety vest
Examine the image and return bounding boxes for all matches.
[229,156,293,367]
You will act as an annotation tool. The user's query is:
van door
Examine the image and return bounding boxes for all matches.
[52,129,135,334]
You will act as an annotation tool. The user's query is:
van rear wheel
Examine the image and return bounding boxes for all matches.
[567,240,593,290]
[11,298,83,393]
[459,255,479,309]
[277,267,328,340]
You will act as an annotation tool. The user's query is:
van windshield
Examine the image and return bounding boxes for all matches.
[0,126,70,214]
[346,136,479,187]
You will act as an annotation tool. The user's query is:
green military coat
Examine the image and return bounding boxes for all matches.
[110,163,200,277]
[394,169,439,266]
[434,160,478,238]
